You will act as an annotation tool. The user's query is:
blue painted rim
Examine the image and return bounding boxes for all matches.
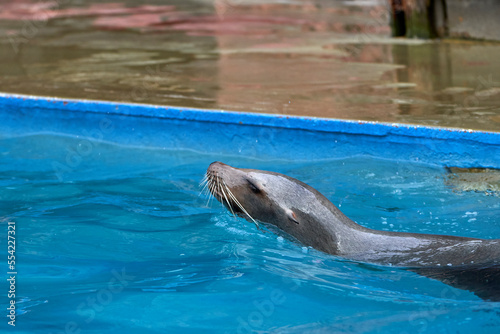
[1,92,499,146]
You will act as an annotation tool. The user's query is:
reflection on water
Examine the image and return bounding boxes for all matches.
[446,167,500,194]
[0,0,499,131]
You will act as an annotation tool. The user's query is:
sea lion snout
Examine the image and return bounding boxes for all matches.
[208,161,230,173]
[207,161,242,186]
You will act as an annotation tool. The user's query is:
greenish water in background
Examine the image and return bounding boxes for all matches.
[0,0,500,131]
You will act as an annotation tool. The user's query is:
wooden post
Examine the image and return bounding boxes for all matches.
[406,0,436,38]
[390,0,448,39]
[390,0,407,37]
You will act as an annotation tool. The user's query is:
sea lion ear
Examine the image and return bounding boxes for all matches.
[286,209,299,224]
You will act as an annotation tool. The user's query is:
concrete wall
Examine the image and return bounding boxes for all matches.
[390,0,500,41]
[447,0,500,41]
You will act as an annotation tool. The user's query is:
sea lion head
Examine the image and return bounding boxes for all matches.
[205,161,325,234]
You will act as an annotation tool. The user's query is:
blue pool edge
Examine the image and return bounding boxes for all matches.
[1,92,500,168]
[1,92,499,143]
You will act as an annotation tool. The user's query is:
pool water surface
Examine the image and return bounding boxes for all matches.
[1,132,499,333]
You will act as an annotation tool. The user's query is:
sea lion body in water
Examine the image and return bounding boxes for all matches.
[206,161,500,301]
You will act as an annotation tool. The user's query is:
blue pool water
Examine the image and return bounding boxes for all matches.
[1,133,500,333]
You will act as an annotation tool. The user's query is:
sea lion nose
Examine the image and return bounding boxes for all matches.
[208,161,231,173]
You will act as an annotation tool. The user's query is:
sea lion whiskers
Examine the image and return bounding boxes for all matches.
[200,174,217,208]
[204,173,217,207]
[205,170,259,228]
[218,177,235,217]
[205,170,227,207]
[222,179,259,228]
[199,175,210,197]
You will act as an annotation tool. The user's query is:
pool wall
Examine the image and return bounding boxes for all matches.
[1,92,499,168]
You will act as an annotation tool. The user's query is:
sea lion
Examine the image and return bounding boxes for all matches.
[205,161,500,301]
